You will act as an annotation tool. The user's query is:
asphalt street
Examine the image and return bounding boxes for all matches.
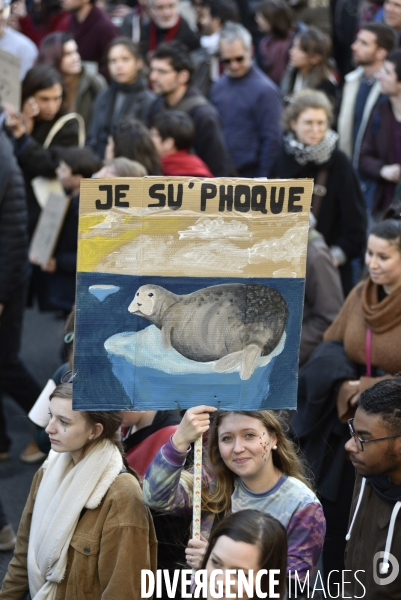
[0,306,64,580]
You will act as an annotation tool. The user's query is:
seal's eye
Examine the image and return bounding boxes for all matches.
[136,292,139,296]
[148,293,154,297]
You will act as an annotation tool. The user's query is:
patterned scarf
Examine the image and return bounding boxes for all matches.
[284,129,339,166]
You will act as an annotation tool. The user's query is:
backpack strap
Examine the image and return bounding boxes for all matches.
[311,169,329,221]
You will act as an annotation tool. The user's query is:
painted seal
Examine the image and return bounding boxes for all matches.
[128,283,288,380]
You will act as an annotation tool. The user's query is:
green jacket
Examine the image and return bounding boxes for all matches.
[76,67,107,131]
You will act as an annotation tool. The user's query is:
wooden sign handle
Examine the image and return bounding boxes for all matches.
[193,435,202,540]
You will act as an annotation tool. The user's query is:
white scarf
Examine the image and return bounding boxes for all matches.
[28,439,123,600]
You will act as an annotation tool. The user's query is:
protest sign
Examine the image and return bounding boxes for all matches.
[29,191,70,265]
[0,48,21,110]
[74,177,313,411]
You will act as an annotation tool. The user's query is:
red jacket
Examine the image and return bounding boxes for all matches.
[125,426,179,477]
[19,12,70,47]
[161,150,213,177]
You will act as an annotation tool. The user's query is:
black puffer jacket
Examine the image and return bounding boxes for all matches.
[86,78,155,158]
[0,130,30,304]
[270,145,367,295]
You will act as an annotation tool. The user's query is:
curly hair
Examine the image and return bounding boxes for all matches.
[359,376,401,435]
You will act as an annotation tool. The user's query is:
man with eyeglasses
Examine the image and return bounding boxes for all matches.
[210,21,282,177]
[344,377,401,598]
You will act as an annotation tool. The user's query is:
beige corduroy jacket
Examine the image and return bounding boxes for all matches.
[0,467,157,600]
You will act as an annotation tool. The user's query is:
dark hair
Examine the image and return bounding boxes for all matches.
[151,41,193,77]
[360,22,396,53]
[49,382,139,479]
[255,0,294,39]
[207,0,239,24]
[152,110,195,150]
[359,377,401,435]
[106,36,142,61]
[111,118,162,175]
[37,32,75,70]
[295,26,332,83]
[57,147,104,178]
[30,0,64,24]
[22,65,64,106]
[387,49,401,82]
[201,509,287,598]
[369,215,401,252]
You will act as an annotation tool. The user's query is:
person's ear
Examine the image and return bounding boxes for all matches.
[136,57,144,71]
[289,118,297,132]
[377,47,387,63]
[309,52,323,66]
[177,69,190,86]
[164,137,176,152]
[89,423,104,441]
[72,173,83,188]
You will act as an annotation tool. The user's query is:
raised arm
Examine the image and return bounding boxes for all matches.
[143,405,216,514]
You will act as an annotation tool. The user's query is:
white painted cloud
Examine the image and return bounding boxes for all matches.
[97,223,306,274]
[178,217,251,240]
[249,223,305,265]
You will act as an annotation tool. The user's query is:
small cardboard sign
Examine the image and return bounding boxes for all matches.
[74,177,313,411]
[0,48,21,110]
[30,191,70,265]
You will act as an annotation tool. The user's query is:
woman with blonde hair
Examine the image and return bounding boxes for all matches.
[143,405,325,582]
[0,380,157,600]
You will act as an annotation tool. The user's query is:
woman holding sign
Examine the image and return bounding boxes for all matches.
[0,381,157,600]
[143,406,325,583]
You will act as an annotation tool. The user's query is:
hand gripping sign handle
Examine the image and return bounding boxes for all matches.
[193,435,202,543]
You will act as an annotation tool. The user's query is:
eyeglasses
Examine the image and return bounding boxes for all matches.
[348,418,401,451]
[221,56,245,65]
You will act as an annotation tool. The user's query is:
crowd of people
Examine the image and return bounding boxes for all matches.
[1,0,401,597]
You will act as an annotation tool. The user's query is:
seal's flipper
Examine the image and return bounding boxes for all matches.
[161,325,173,349]
[240,344,262,380]
[214,351,243,373]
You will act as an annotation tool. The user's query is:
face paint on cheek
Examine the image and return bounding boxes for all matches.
[63,428,66,433]
[259,431,268,461]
